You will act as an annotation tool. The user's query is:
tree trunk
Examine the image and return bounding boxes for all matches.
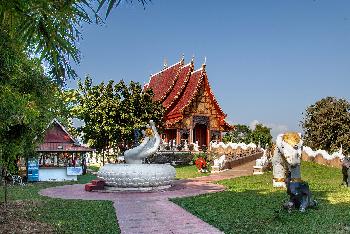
[107,146,110,163]
[4,177,7,206]
[3,167,8,208]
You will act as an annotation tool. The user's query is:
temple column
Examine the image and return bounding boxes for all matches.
[206,128,210,147]
[164,130,168,143]
[176,129,181,145]
[189,128,193,144]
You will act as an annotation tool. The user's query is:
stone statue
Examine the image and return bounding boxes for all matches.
[97,120,176,190]
[124,120,160,164]
[213,155,226,172]
[193,141,199,152]
[272,132,317,212]
[183,140,189,151]
[253,149,270,175]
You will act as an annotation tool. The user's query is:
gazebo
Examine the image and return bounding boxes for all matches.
[32,119,94,181]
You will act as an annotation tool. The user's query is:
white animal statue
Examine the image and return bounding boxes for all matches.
[255,149,269,167]
[272,132,303,187]
[124,120,161,164]
[183,140,189,151]
[272,132,317,212]
[192,141,199,152]
[213,155,226,170]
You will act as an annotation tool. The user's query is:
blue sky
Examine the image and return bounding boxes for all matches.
[69,0,350,138]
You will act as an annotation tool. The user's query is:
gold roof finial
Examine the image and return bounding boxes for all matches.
[180,53,185,65]
[202,56,207,69]
[191,54,195,63]
[163,57,168,68]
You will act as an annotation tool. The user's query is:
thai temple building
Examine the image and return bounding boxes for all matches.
[145,57,233,148]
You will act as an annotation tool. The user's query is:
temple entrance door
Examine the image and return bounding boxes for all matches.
[193,124,207,148]
[165,129,177,143]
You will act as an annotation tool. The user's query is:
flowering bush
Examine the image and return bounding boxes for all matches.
[195,157,207,172]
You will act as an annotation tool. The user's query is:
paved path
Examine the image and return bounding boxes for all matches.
[40,161,255,234]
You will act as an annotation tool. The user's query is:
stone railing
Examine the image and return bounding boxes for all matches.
[210,142,263,172]
[301,146,345,168]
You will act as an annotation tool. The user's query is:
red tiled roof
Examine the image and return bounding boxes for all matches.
[162,63,193,110]
[147,61,183,101]
[221,119,234,131]
[43,123,75,143]
[166,68,204,119]
[148,58,232,130]
[37,119,94,152]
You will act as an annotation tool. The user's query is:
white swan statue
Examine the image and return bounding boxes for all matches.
[97,120,175,190]
[124,120,161,164]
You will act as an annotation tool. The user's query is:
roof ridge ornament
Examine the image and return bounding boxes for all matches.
[202,56,207,70]
[163,57,168,68]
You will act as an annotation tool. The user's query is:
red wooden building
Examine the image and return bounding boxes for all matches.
[145,57,233,147]
[37,119,93,156]
[35,119,94,181]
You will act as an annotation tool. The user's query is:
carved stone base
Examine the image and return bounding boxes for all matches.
[253,166,264,175]
[104,184,172,192]
[211,165,221,173]
[273,179,286,188]
[97,164,176,188]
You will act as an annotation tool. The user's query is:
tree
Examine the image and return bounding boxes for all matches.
[222,123,272,148]
[0,29,60,205]
[222,124,252,143]
[301,97,350,154]
[0,0,151,84]
[98,0,151,17]
[73,77,164,163]
[249,124,272,148]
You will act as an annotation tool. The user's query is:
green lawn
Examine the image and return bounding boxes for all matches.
[4,163,347,234]
[0,174,120,234]
[0,165,205,233]
[175,165,210,179]
[172,162,350,234]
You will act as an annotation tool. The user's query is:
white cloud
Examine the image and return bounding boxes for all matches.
[249,120,260,130]
[249,119,289,140]
[266,123,289,140]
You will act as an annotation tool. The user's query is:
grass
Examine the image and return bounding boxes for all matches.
[88,165,100,172]
[0,164,205,233]
[172,161,350,234]
[0,174,120,234]
[174,165,210,179]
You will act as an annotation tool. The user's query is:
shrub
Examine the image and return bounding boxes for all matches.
[147,152,193,165]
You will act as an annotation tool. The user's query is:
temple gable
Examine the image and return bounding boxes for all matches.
[146,57,232,148]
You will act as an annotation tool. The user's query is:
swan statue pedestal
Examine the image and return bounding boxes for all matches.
[97,120,176,191]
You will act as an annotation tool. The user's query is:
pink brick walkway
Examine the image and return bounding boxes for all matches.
[40,161,255,234]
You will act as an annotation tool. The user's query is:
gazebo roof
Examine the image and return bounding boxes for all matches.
[37,119,94,152]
